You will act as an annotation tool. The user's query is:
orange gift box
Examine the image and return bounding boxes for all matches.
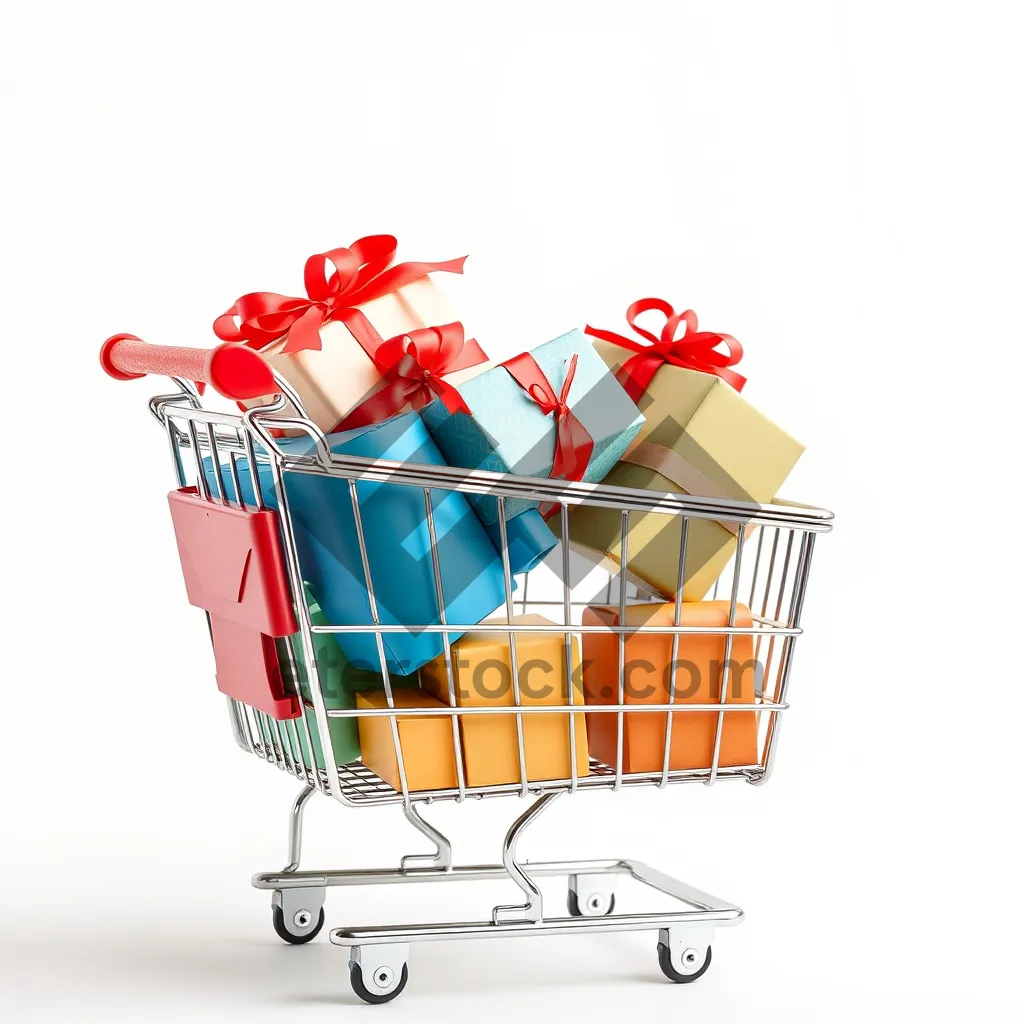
[582,601,759,773]
[421,615,589,788]
[356,689,459,792]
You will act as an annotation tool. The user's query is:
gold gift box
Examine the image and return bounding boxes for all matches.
[561,338,804,599]
[420,615,589,788]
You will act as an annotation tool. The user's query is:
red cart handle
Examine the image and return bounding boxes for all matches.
[100,333,276,401]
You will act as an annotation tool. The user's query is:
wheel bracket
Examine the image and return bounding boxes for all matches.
[569,872,619,916]
[274,885,326,939]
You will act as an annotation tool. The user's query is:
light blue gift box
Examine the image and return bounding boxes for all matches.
[201,411,513,675]
[420,329,645,525]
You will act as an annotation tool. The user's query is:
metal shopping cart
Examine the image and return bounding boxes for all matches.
[101,335,832,1004]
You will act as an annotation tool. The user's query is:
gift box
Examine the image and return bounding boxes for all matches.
[202,410,509,675]
[420,614,589,788]
[356,688,460,792]
[562,301,804,600]
[419,329,645,526]
[275,585,415,769]
[277,628,360,768]
[483,508,557,575]
[213,236,487,435]
[582,600,759,772]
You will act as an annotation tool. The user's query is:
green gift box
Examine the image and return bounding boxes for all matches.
[276,586,411,769]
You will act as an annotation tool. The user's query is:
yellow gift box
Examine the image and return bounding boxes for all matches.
[356,688,460,793]
[218,237,479,435]
[562,305,804,600]
[420,615,589,788]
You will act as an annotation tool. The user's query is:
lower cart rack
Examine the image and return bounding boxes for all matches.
[254,787,741,1003]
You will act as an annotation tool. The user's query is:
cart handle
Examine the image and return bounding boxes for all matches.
[100,333,276,401]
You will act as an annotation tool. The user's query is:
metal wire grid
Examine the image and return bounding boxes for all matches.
[152,386,829,809]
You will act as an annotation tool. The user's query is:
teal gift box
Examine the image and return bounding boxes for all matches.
[275,585,416,769]
[420,329,645,525]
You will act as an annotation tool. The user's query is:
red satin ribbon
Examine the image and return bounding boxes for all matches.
[337,322,486,431]
[585,298,746,402]
[212,234,468,361]
[502,352,595,482]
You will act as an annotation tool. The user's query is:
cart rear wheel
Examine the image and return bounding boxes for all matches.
[657,942,712,983]
[567,889,616,917]
[272,905,325,945]
[349,961,409,1004]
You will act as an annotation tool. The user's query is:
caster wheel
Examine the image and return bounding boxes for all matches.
[272,904,325,945]
[349,960,409,1004]
[657,942,712,983]
[567,888,616,917]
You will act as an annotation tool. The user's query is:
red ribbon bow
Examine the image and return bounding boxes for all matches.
[337,323,486,431]
[584,298,745,402]
[502,352,595,483]
[212,234,468,359]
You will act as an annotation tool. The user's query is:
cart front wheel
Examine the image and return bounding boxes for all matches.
[349,960,409,1004]
[567,889,616,917]
[657,942,712,983]
[272,905,325,945]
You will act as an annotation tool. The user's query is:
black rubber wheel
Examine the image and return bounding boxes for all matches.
[272,905,325,945]
[657,942,712,983]
[349,961,409,1004]
[567,889,616,917]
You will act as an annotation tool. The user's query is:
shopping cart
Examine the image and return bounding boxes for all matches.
[101,335,832,1004]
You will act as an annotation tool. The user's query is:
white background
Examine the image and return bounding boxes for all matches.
[3,1,1022,1020]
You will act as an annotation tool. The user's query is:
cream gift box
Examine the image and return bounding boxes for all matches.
[213,236,484,434]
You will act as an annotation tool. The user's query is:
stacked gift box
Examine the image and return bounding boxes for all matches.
[179,236,805,791]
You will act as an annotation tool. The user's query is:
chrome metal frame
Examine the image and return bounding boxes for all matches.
[140,378,831,1000]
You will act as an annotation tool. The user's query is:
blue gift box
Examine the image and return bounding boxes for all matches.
[484,509,556,574]
[201,411,511,674]
[420,329,645,525]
